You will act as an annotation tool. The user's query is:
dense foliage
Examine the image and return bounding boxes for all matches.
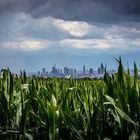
[0,58,140,140]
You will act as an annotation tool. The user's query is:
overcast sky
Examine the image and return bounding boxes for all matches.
[0,0,140,72]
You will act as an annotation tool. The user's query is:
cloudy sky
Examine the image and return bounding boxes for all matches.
[0,0,140,72]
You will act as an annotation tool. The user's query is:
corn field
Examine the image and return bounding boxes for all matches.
[0,58,140,140]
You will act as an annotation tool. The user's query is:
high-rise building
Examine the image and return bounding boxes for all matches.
[52,64,57,74]
[64,67,69,75]
[89,68,93,74]
[61,69,63,75]
[100,63,105,75]
[57,68,63,75]
[57,68,60,75]
[98,67,101,75]
[69,68,73,75]
[83,65,85,74]
[38,70,41,76]
[42,68,46,76]
[74,68,77,75]
[98,63,105,75]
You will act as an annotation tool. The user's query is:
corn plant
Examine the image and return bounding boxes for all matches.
[0,58,140,140]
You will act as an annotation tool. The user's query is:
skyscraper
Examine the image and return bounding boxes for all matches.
[69,68,73,75]
[98,63,105,75]
[64,67,69,75]
[42,68,46,76]
[38,70,41,76]
[89,68,93,74]
[101,63,105,75]
[98,67,101,75]
[52,64,57,74]
[74,68,77,75]
[83,65,85,74]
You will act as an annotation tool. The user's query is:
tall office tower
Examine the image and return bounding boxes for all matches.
[98,67,101,75]
[38,70,41,76]
[100,63,105,75]
[42,68,46,76]
[69,68,73,75]
[89,68,93,74]
[64,67,69,75]
[52,64,57,74]
[57,68,60,75]
[83,65,85,74]
[60,69,63,75]
[74,68,77,75]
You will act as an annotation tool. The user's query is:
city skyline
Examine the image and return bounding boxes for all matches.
[35,63,109,79]
[1,55,140,73]
[30,62,139,79]
[39,63,105,74]
[36,62,135,76]
[0,0,140,72]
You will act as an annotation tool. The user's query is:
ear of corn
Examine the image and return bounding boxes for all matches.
[0,58,140,140]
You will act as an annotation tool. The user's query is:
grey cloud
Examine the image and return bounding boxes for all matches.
[0,0,47,14]
[93,0,140,15]
[0,0,140,22]
[31,0,119,22]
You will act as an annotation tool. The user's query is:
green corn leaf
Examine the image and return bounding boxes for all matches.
[105,95,138,126]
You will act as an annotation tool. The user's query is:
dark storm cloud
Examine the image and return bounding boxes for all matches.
[0,0,47,14]
[0,0,140,22]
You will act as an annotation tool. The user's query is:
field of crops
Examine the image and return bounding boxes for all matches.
[0,58,140,140]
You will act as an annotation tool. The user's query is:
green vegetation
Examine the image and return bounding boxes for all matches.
[0,58,140,140]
